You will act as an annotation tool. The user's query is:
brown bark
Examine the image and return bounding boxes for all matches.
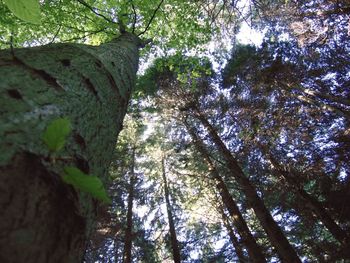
[162,157,182,263]
[194,110,301,263]
[185,122,266,262]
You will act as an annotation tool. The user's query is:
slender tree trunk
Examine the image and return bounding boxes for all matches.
[161,157,181,263]
[194,110,301,263]
[123,148,137,263]
[185,122,266,262]
[264,150,350,247]
[0,33,143,263]
[220,207,247,263]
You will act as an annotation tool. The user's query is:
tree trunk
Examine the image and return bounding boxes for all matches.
[220,207,247,263]
[184,122,266,262]
[161,157,182,263]
[194,110,301,263]
[0,32,142,263]
[123,148,136,263]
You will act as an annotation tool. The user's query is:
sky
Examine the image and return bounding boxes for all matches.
[237,22,265,46]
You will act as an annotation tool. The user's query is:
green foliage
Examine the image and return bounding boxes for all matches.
[42,118,71,152]
[3,0,40,24]
[222,45,258,88]
[63,166,111,203]
[136,54,213,97]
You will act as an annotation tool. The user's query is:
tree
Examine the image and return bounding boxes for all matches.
[217,203,247,263]
[191,108,301,262]
[161,156,182,263]
[0,24,145,263]
[146,54,301,262]
[184,121,266,262]
[83,112,160,262]
[221,35,350,259]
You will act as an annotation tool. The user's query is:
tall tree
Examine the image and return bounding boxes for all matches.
[0,31,144,262]
[184,120,266,262]
[261,145,350,247]
[192,106,301,262]
[218,204,247,263]
[222,35,350,259]
[123,147,137,263]
[161,156,182,263]
[143,54,301,262]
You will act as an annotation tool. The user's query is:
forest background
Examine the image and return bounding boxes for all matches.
[0,0,350,262]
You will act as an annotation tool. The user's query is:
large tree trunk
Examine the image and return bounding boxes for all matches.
[194,110,301,263]
[161,157,182,263]
[123,148,136,263]
[184,122,266,262]
[0,32,142,263]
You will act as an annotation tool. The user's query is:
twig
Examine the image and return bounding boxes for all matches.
[210,0,227,27]
[10,31,15,57]
[138,0,165,36]
[130,0,137,33]
[49,25,62,44]
[76,0,116,24]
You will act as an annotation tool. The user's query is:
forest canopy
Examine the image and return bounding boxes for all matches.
[0,0,350,262]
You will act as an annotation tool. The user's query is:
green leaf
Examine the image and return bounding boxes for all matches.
[42,118,71,152]
[63,167,111,204]
[4,0,41,24]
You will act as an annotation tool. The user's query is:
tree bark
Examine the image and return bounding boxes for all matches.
[184,122,266,263]
[0,32,143,263]
[123,148,136,263]
[161,157,182,263]
[194,110,301,263]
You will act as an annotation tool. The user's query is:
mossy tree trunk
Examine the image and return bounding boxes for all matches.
[0,32,142,263]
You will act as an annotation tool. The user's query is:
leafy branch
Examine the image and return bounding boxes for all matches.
[138,0,165,36]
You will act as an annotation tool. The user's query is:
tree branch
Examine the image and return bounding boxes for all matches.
[76,0,116,24]
[138,0,165,36]
[49,25,62,44]
[130,0,137,33]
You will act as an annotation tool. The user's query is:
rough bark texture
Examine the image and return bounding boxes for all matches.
[162,157,182,263]
[123,148,136,263]
[185,123,266,263]
[0,33,142,263]
[194,110,302,263]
